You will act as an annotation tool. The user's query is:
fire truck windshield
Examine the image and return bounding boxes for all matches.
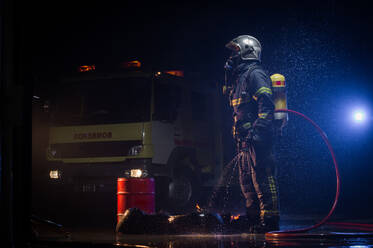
[50,77,151,125]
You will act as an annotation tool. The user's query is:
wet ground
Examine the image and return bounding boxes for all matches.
[31,215,373,248]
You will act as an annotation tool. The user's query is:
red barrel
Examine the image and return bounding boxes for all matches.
[117,178,155,223]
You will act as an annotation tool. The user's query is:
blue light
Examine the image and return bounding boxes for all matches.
[353,110,366,123]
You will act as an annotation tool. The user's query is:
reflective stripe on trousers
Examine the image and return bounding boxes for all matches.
[237,144,279,220]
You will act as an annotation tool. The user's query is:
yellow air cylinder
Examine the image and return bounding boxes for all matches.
[270,73,288,129]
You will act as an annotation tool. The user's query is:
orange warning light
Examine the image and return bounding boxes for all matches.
[79,65,96,72]
[121,60,141,68]
[164,70,184,77]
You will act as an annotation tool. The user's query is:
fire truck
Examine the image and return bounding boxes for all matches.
[39,61,226,219]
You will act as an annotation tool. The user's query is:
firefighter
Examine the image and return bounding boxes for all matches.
[224,35,279,232]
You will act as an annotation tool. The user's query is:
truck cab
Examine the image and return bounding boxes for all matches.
[36,62,224,222]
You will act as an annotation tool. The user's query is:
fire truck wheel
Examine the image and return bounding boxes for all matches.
[168,167,201,214]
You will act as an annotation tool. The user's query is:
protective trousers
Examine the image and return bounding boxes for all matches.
[237,141,279,224]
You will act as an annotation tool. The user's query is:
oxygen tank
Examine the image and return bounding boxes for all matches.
[270,74,288,132]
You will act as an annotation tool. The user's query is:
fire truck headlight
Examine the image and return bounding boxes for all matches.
[128,145,143,156]
[130,169,143,178]
[49,170,61,179]
[124,169,149,178]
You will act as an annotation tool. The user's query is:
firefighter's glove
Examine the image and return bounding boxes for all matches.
[240,122,254,143]
[238,141,249,152]
[246,128,264,144]
[245,129,255,143]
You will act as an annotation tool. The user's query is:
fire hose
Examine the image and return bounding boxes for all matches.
[266,109,373,239]
[266,109,341,239]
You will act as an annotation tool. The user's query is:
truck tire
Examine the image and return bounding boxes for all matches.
[167,166,201,214]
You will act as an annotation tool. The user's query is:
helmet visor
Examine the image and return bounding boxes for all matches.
[225,41,240,53]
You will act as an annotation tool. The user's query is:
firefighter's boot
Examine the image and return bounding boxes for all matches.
[245,207,261,233]
[251,215,280,233]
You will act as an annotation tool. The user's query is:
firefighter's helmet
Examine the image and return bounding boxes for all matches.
[225,35,262,62]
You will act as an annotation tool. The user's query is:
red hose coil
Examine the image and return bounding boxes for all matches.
[266,109,341,238]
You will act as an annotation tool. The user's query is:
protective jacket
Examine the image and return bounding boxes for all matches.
[229,61,279,229]
[229,61,275,144]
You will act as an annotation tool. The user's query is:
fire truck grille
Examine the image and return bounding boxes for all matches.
[50,140,142,158]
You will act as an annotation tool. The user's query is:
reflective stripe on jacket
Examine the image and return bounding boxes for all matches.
[229,62,275,142]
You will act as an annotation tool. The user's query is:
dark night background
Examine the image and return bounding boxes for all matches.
[23,0,373,220]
